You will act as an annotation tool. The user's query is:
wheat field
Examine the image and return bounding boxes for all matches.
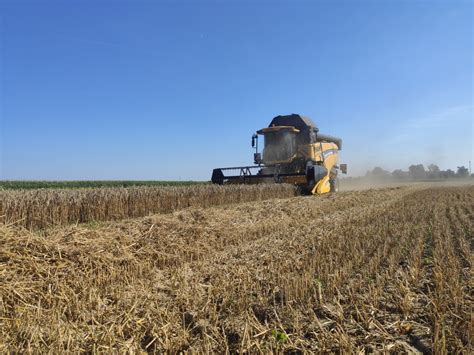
[0,184,297,229]
[0,184,472,352]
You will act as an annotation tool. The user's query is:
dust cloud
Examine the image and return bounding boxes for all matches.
[339,176,474,192]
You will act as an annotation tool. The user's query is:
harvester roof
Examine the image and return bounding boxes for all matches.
[268,113,342,150]
[269,114,318,132]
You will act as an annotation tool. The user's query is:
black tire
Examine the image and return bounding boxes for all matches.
[329,177,339,193]
[296,184,311,196]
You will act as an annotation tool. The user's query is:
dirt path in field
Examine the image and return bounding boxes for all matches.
[1,184,472,352]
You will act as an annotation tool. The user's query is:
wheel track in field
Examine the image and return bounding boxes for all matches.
[87,186,414,271]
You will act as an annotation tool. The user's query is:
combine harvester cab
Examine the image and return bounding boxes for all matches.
[212,114,347,195]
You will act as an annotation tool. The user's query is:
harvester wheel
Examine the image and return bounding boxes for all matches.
[329,177,339,193]
[296,185,311,196]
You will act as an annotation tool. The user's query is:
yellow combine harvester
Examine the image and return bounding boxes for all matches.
[212,114,347,194]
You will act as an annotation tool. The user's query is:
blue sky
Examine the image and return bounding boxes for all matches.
[0,0,472,180]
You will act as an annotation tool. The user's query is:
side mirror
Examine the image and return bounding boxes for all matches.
[251,134,257,148]
[340,164,348,174]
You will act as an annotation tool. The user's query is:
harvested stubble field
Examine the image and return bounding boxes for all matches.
[0,184,472,353]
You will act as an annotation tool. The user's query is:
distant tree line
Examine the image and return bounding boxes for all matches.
[366,164,472,180]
